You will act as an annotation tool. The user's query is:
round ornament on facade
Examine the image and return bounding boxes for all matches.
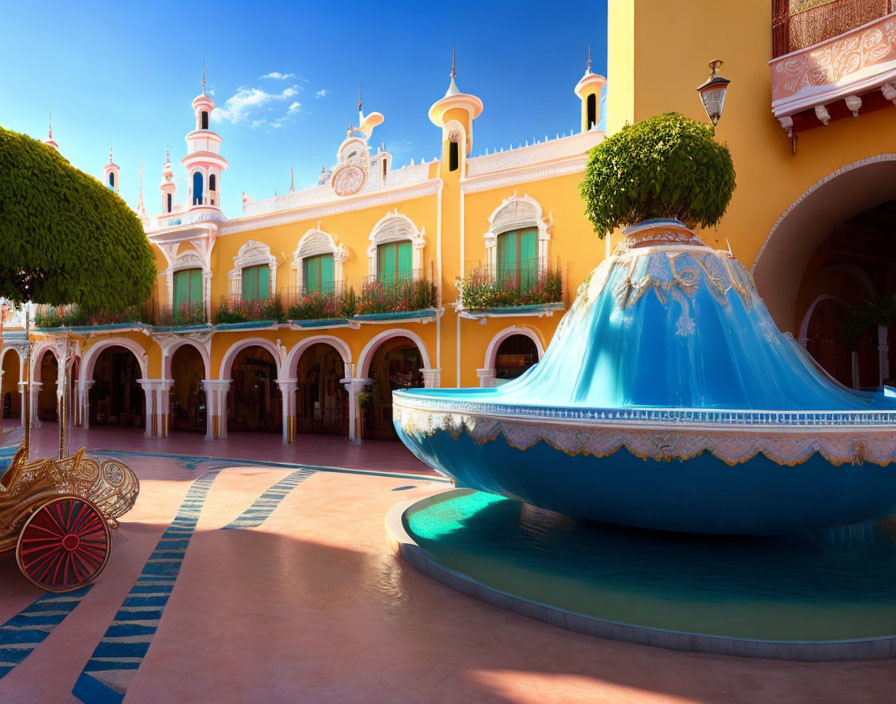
[331,164,367,197]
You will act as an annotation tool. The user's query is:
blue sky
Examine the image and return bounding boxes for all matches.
[0,1,607,217]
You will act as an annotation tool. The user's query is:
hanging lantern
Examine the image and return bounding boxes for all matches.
[697,60,730,127]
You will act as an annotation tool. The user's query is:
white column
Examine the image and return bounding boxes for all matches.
[19,381,41,428]
[420,368,441,389]
[476,368,496,388]
[138,380,156,438]
[341,378,371,445]
[201,379,232,439]
[878,324,889,386]
[159,379,174,438]
[78,380,95,430]
[276,378,298,444]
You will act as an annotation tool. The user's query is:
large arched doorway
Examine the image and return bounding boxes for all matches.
[1,349,20,421]
[363,337,424,441]
[227,346,281,433]
[169,344,206,433]
[37,351,58,422]
[295,343,348,436]
[494,334,539,383]
[89,346,144,428]
[794,199,896,388]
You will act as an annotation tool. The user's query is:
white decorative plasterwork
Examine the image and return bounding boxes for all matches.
[228,240,278,298]
[462,157,589,194]
[483,194,552,271]
[160,247,211,312]
[291,228,349,292]
[467,130,602,177]
[367,210,426,277]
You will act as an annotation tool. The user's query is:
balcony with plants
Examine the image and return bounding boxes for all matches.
[455,258,564,317]
[770,1,896,139]
[33,301,156,330]
[355,270,438,321]
[285,284,357,327]
[213,295,284,328]
[156,301,208,328]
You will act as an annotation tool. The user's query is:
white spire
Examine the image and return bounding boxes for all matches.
[289,164,295,193]
[137,161,147,220]
[43,113,59,150]
[445,46,460,96]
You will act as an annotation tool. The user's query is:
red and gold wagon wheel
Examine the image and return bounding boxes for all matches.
[16,496,112,593]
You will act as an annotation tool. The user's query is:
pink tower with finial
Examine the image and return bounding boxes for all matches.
[182,62,228,211]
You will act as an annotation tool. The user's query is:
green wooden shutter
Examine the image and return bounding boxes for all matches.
[173,270,190,311]
[304,257,320,294]
[189,269,202,304]
[520,229,538,289]
[242,266,257,301]
[320,254,334,292]
[497,232,518,287]
[258,265,270,299]
[378,243,396,285]
[397,242,413,281]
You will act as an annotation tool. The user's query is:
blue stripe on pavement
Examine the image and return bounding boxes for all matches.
[222,469,314,530]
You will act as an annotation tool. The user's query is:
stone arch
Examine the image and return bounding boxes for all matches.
[82,338,148,382]
[753,154,896,329]
[219,337,283,380]
[162,339,211,380]
[286,336,351,378]
[30,342,59,382]
[798,294,848,345]
[358,329,431,379]
[483,325,546,370]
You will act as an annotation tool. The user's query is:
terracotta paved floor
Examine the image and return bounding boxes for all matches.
[0,437,893,702]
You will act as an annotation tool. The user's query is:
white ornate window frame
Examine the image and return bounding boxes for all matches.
[291,228,348,293]
[483,194,551,272]
[163,249,211,316]
[228,240,278,299]
[367,210,426,278]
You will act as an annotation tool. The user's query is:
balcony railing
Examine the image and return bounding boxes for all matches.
[356,271,437,316]
[214,295,284,324]
[156,301,208,327]
[286,284,356,321]
[33,302,155,329]
[772,0,893,58]
[456,259,563,311]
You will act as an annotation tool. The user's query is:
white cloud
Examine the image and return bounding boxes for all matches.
[315,89,329,98]
[213,85,300,124]
[287,102,301,113]
[261,71,295,80]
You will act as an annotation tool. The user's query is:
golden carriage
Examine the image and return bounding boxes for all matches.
[0,427,139,592]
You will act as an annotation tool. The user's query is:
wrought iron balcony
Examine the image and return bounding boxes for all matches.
[214,295,285,325]
[285,284,356,321]
[33,302,156,329]
[356,270,437,316]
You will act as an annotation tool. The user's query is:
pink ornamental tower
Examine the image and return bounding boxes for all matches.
[181,66,228,212]
[159,146,176,214]
[103,143,120,192]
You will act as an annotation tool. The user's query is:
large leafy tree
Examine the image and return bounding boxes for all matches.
[0,126,155,312]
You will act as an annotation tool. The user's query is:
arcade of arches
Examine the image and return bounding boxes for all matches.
[495,334,539,382]
[1,350,20,420]
[294,343,348,436]
[170,345,206,433]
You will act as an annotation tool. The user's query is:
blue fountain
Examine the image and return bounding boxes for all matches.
[394,218,896,536]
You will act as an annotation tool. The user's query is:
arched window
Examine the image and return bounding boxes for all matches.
[209,174,216,191]
[166,193,172,213]
[241,264,270,302]
[192,172,203,205]
[497,229,538,289]
[449,141,459,172]
[303,254,335,295]
[173,268,203,322]
[587,94,597,130]
[201,111,209,130]
[108,173,115,188]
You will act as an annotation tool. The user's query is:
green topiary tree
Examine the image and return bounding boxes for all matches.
[580,112,736,238]
[0,126,156,312]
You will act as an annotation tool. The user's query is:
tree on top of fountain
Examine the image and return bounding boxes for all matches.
[580,112,736,239]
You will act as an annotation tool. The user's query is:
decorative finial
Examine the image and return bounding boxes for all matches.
[165,144,170,162]
[451,46,456,79]
[587,45,592,74]
[109,141,114,164]
[358,83,362,113]
[48,113,53,139]
[290,164,295,193]
[202,60,206,95]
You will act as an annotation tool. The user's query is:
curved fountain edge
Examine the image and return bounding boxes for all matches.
[386,490,896,662]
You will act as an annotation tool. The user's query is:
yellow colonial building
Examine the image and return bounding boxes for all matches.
[1,61,607,444]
